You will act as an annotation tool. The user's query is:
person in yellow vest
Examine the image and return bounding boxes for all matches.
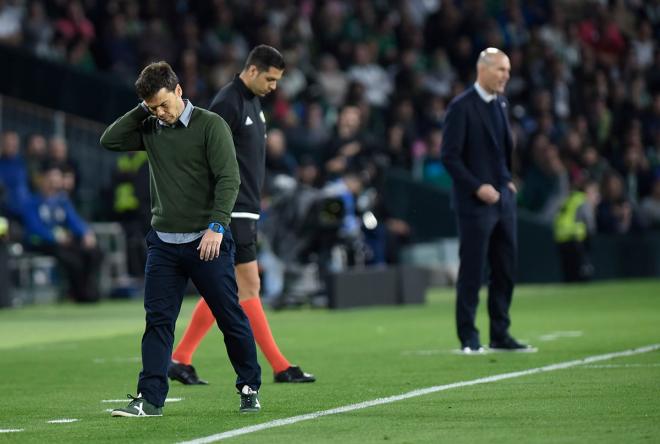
[553,179,600,282]
[110,151,150,277]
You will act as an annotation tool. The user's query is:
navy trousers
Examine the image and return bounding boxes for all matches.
[137,229,261,407]
[455,186,517,347]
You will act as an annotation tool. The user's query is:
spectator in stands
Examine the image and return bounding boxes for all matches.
[597,170,643,234]
[315,53,348,108]
[178,48,208,104]
[347,41,393,109]
[619,144,653,204]
[423,48,455,98]
[389,98,419,156]
[640,175,660,229]
[24,133,47,190]
[519,137,570,223]
[578,3,626,67]
[631,19,655,70]
[296,155,321,188]
[264,128,297,196]
[104,9,139,78]
[22,163,101,303]
[581,145,610,184]
[55,0,94,46]
[415,127,452,191]
[48,136,78,198]
[22,0,53,58]
[0,0,23,46]
[554,179,600,282]
[560,128,587,185]
[642,94,660,160]
[648,129,660,173]
[285,102,330,161]
[137,18,175,69]
[0,130,30,219]
[322,105,371,181]
[384,123,413,172]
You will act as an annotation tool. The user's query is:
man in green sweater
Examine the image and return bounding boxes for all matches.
[100,61,261,416]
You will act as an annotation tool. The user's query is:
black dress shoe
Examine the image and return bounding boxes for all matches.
[489,337,536,352]
[168,362,208,385]
[274,365,316,383]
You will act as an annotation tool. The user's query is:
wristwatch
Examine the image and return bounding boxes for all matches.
[208,222,225,234]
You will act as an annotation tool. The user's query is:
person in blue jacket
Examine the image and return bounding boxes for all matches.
[0,131,30,219]
[22,163,102,302]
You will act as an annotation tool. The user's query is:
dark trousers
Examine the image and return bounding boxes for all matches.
[455,202,517,347]
[30,241,103,303]
[557,240,593,282]
[138,229,261,407]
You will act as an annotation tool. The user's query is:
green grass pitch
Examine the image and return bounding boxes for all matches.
[1,280,659,443]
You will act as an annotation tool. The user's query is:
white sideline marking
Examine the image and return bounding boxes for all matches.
[101,397,183,403]
[0,429,23,433]
[538,331,583,341]
[47,419,79,424]
[178,344,660,444]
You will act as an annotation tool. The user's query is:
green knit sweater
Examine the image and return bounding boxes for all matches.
[100,104,240,232]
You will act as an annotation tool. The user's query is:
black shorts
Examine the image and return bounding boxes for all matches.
[229,218,258,264]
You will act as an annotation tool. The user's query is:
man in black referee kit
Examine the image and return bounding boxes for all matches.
[169,45,315,385]
[100,61,261,416]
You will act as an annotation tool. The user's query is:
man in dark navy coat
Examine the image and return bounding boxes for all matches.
[440,48,534,354]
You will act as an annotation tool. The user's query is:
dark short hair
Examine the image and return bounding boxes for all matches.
[135,61,179,100]
[39,160,62,174]
[243,45,285,72]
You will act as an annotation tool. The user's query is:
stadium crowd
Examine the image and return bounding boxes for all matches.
[2,0,660,300]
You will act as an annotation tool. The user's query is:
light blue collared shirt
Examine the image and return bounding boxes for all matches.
[153,100,207,244]
[474,82,497,103]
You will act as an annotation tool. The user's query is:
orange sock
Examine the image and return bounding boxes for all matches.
[240,297,290,373]
[172,298,215,365]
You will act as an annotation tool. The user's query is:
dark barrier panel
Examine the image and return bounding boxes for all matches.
[397,265,429,305]
[327,266,430,309]
[327,268,398,309]
[516,211,562,283]
[591,234,660,279]
[0,46,136,124]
